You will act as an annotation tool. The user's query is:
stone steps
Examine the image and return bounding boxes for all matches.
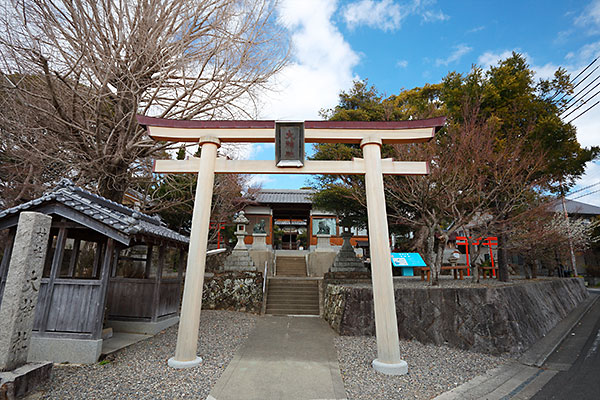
[265,278,319,316]
[275,256,307,277]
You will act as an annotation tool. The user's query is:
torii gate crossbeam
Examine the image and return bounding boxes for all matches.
[138,115,445,376]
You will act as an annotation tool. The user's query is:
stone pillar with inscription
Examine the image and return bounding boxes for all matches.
[0,212,52,371]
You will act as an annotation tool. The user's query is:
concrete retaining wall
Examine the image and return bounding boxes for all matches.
[323,278,588,355]
[202,271,263,313]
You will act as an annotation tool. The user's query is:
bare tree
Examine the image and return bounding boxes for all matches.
[0,0,290,202]
[386,105,548,285]
[504,204,600,278]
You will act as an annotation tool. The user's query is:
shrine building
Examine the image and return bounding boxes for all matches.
[241,188,368,252]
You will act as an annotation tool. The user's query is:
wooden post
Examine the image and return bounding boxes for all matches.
[92,241,103,279]
[177,248,185,282]
[92,238,114,340]
[169,137,220,369]
[144,245,154,279]
[152,245,165,322]
[0,229,16,301]
[361,138,407,375]
[67,239,81,277]
[39,227,67,333]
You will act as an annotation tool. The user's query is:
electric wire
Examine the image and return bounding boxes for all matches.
[567,99,600,123]
[555,59,600,105]
[567,181,600,196]
[567,187,600,201]
[562,86,600,120]
[551,57,598,103]
[559,74,600,114]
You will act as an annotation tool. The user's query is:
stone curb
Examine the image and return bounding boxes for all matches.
[518,290,600,367]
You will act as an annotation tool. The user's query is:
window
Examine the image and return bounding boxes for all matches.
[116,245,149,278]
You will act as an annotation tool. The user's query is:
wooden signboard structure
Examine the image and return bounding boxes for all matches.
[138,115,445,375]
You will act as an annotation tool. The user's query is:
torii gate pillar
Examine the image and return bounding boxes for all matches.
[138,115,446,375]
[362,138,406,374]
[168,136,220,369]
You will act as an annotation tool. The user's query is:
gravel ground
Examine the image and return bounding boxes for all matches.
[29,310,257,399]
[335,336,510,400]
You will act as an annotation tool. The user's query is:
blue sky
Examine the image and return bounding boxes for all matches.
[237,0,600,206]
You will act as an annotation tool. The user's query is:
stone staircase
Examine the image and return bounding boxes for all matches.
[265,279,320,315]
[275,255,307,277]
[265,255,319,315]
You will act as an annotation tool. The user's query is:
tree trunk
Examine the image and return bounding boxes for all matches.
[426,225,437,286]
[497,230,510,282]
[432,235,447,286]
[97,162,130,202]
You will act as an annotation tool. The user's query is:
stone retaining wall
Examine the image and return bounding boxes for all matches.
[202,271,263,313]
[323,278,588,355]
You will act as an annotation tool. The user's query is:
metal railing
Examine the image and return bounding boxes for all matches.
[262,261,268,295]
[305,253,310,277]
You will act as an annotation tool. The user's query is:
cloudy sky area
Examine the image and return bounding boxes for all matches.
[250,0,600,206]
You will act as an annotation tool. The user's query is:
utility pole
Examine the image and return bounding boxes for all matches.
[561,195,578,276]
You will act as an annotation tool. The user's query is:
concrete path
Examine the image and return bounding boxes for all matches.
[208,316,347,400]
[434,290,599,400]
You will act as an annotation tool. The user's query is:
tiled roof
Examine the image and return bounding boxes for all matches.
[549,199,600,216]
[0,179,188,245]
[254,189,315,204]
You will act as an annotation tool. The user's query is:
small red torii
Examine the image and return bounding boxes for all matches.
[456,236,498,277]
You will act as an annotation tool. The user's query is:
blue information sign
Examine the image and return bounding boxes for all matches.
[390,253,426,277]
[391,252,426,267]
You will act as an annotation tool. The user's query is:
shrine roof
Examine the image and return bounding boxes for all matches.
[254,189,315,204]
[549,199,600,216]
[0,179,189,246]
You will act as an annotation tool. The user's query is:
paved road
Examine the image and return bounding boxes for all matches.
[532,290,600,400]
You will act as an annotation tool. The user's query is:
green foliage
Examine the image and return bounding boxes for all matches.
[312,53,598,273]
[311,185,367,229]
[440,52,598,191]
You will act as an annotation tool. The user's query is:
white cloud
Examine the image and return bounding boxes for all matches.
[477,50,515,70]
[396,59,408,68]
[257,0,359,121]
[575,0,600,32]
[476,50,558,80]
[421,9,449,23]
[466,25,485,34]
[342,0,447,31]
[247,174,276,187]
[570,40,600,63]
[343,0,405,31]
[436,44,472,66]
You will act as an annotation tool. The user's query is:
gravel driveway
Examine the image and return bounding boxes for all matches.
[29,310,257,399]
[27,308,508,399]
[335,336,509,400]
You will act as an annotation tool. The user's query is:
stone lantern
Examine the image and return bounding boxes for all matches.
[224,211,255,271]
[233,211,249,250]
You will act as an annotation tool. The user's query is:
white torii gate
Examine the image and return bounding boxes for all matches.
[138,116,445,375]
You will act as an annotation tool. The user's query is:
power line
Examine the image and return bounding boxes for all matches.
[551,57,598,103]
[567,181,600,196]
[562,86,600,120]
[572,57,598,85]
[555,59,600,104]
[559,74,600,113]
[568,187,600,201]
[567,99,600,123]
